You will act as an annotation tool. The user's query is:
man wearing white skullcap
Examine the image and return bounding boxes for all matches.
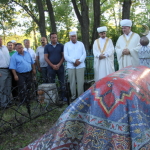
[115,19,141,70]
[64,31,86,101]
[93,26,115,81]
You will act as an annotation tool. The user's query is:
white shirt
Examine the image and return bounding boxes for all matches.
[24,48,36,60]
[124,31,133,41]
[36,45,48,67]
[64,41,86,69]
[0,45,10,68]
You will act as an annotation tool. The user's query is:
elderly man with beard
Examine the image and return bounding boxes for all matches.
[36,37,48,83]
[0,36,11,108]
[115,19,141,70]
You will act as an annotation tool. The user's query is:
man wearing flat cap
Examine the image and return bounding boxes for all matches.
[116,19,141,70]
[64,31,86,101]
[93,26,115,81]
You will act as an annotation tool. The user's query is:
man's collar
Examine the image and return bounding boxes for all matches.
[24,47,31,50]
[17,51,26,55]
[49,41,59,45]
[0,45,4,48]
[100,37,106,40]
[41,45,46,47]
[125,31,132,36]
[70,40,78,44]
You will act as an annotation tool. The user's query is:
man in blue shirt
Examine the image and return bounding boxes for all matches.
[44,32,67,101]
[9,43,36,102]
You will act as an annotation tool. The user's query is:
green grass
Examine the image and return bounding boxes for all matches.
[0,104,68,150]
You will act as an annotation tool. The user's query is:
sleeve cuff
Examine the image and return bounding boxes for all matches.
[72,59,76,63]
[104,54,109,57]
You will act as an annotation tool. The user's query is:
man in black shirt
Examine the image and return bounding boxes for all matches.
[44,32,67,102]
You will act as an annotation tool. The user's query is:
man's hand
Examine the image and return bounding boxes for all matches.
[52,65,59,70]
[14,75,19,81]
[74,59,81,67]
[122,48,130,55]
[32,69,36,75]
[56,64,60,70]
[99,54,106,60]
[38,67,41,72]
[0,73,1,77]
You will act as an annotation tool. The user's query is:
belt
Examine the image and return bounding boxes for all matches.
[17,71,31,74]
[0,68,9,69]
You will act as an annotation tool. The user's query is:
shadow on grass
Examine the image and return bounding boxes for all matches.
[0,104,68,150]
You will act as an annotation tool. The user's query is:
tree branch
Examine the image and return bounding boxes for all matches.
[71,0,83,25]
[10,0,39,25]
[100,0,107,6]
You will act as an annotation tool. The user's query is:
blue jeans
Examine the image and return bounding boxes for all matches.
[41,67,48,83]
[47,65,66,99]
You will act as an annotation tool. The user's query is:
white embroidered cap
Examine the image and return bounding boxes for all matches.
[120,19,132,27]
[11,40,16,43]
[69,31,77,36]
[97,26,107,33]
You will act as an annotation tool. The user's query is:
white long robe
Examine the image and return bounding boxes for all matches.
[93,37,115,82]
[115,32,141,70]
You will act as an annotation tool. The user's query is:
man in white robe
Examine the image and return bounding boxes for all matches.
[64,31,86,101]
[115,19,141,70]
[93,26,115,82]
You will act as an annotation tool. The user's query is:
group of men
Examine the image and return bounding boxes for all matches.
[0,19,144,107]
[93,19,141,81]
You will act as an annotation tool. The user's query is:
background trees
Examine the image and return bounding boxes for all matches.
[0,0,149,50]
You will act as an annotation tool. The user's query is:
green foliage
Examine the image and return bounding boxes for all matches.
[0,0,150,47]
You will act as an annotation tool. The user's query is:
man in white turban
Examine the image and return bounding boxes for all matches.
[115,19,141,70]
[93,26,115,82]
[64,31,86,101]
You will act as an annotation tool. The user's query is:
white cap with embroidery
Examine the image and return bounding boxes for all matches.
[120,19,132,27]
[97,26,107,33]
[69,31,77,36]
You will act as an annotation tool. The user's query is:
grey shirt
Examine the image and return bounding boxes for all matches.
[36,45,48,68]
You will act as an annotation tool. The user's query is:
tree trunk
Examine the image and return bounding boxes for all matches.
[72,0,89,50]
[122,0,131,19]
[46,0,57,33]
[11,0,47,38]
[36,0,47,37]
[91,0,100,51]
[80,0,89,51]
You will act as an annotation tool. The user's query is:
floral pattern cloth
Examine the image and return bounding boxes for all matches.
[23,66,150,150]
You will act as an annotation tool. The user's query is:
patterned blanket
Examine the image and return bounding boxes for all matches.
[23,66,150,150]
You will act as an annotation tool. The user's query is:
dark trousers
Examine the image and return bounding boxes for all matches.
[11,72,18,98]
[47,65,65,99]
[17,72,32,102]
[41,67,48,83]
